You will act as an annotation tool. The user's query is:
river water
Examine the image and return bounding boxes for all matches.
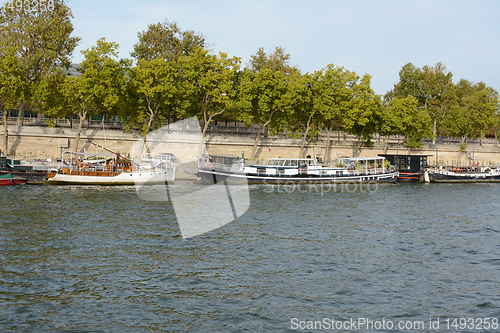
[1,182,500,332]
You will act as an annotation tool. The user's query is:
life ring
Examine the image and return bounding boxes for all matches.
[377,168,382,173]
[78,162,87,169]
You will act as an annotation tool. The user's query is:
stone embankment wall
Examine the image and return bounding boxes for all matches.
[2,125,500,167]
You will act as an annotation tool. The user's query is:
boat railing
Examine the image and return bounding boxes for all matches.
[346,166,393,176]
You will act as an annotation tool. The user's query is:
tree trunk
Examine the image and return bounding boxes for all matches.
[251,125,264,158]
[325,127,333,165]
[433,119,436,144]
[74,109,88,152]
[16,101,25,126]
[2,110,8,155]
[299,114,313,158]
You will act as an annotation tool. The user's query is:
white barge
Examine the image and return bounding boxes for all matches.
[197,156,398,184]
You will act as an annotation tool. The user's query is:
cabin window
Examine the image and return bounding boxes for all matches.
[290,160,298,167]
[298,161,307,168]
[284,160,291,166]
[278,160,285,166]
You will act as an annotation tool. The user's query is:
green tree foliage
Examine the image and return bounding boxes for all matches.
[442,80,499,149]
[0,0,80,125]
[131,19,205,61]
[127,57,179,136]
[343,74,382,146]
[281,73,314,157]
[179,48,241,137]
[41,39,131,151]
[247,46,299,76]
[383,96,433,149]
[0,47,26,154]
[311,65,357,162]
[239,68,290,158]
[386,62,453,141]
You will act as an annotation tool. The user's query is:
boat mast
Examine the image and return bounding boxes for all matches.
[90,142,132,162]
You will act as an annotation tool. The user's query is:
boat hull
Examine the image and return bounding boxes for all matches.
[0,178,28,186]
[197,168,399,184]
[48,168,175,185]
[427,171,500,183]
[0,170,53,183]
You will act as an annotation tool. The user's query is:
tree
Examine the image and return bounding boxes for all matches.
[126,57,179,136]
[312,65,357,163]
[343,74,382,149]
[247,46,299,76]
[386,62,453,142]
[383,96,433,149]
[0,0,80,125]
[131,19,205,61]
[442,80,499,150]
[284,73,315,158]
[239,68,289,158]
[41,39,131,152]
[0,47,26,155]
[179,48,241,137]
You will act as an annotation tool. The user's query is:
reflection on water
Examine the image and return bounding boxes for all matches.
[1,183,500,332]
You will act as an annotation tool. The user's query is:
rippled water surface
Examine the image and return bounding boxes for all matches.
[1,182,500,332]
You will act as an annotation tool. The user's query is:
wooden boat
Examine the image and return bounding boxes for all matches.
[425,166,500,182]
[197,155,398,184]
[48,144,175,185]
[0,173,28,186]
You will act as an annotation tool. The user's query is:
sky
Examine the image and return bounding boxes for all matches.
[68,0,500,96]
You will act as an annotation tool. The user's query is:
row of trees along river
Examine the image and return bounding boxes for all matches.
[1,0,499,160]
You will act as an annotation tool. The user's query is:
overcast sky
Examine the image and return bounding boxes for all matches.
[68,0,500,96]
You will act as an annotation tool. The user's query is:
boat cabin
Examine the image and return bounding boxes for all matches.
[244,158,347,177]
[0,156,36,172]
[379,154,430,181]
[265,158,317,168]
[379,154,429,172]
[201,154,245,172]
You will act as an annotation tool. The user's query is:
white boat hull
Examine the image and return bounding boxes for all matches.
[48,168,175,185]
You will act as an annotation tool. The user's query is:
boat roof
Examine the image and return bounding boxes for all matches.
[268,158,315,160]
[343,156,386,161]
[210,154,239,158]
[379,154,432,157]
[63,151,116,157]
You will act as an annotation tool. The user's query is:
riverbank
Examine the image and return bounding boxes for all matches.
[2,125,500,169]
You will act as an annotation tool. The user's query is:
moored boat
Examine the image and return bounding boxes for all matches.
[425,166,500,182]
[197,155,398,184]
[48,146,175,185]
[0,173,28,186]
[0,156,55,183]
[379,154,431,182]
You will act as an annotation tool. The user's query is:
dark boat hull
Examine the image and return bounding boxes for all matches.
[428,172,500,182]
[0,170,53,183]
[197,168,398,184]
